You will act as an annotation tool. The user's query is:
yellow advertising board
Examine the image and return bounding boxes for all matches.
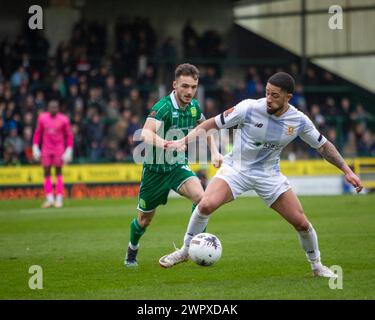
[0,164,143,185]
[0,158,373,186]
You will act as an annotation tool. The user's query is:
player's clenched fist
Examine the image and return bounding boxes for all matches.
[211,152,224,168]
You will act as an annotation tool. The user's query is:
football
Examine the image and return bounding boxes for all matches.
[188,233,222,266]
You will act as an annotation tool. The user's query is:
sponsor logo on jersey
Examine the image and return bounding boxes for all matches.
[172,111,178,117]
[190,107,197,118]
[262,142,281,150]
[254,123,263,128]
[139,198,146,208]
[287,126,295,135]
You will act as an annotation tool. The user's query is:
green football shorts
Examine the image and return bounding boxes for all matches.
[137,165,197,212]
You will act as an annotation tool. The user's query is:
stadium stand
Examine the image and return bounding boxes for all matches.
[1,17,374,165]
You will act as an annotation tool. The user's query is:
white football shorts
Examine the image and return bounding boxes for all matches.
[214,164,292,207]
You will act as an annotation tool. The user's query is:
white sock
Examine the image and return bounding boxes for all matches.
[47,194,54,203]
[56,194,63,203]
[181,206,209,254]
[297,223,322,270]
[129,242,139,251]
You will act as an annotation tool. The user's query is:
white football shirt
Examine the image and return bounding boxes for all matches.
[214,98,327,174]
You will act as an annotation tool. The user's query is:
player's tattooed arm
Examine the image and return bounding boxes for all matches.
[317,141,345,170]
[317,141,363,193]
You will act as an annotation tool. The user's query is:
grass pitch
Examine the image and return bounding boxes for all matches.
[1,195,374,300]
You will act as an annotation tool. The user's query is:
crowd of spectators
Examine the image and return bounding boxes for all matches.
[1,18,374,165]
[202,64,375,159]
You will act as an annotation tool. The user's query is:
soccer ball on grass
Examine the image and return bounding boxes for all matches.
[188,233,222,266]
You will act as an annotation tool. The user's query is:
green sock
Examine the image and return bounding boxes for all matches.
[129,218,146,247]
[192,203,207,233]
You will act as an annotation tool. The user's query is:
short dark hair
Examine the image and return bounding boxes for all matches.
[267,72,295,94]
[175,63,199,80]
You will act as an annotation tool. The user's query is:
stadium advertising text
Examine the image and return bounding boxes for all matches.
[2,158,370,199]
[0,184,139,200]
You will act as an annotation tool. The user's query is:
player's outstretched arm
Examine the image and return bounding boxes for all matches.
[207,134,223,168]
[317,141,363,193]
[166,118,219,151]
[197,118,223,168]
[141,118,169,149]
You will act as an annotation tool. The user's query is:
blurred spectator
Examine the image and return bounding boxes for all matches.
[182,19,199,58]
[85,113,104,162]
[322,97,339,127]
[356,130,375,156]
[104,75,118,101]
[106,98,120,121]
[128,88,145,119]
[204,98,219,119]
[3,144,19,165]
[200,66,219,99]
[219,84,235,110]
[22,126,33,163]
[290,83,306,113]
[72,123,86,160]
[87,86,105,114]
[126,114,141,138]
[326,128,340,151]
[34,90,46,111]
[119,76,134,100]
[245,67,258,96]
[351,103,372,128]
[233,81,248,103]
[3,128,24,158]
[10,66,28,88]
[321,71,335,85]
[22,111,34,129]
[159,37,177,85]
[67,84,84,115]
[138,65,156,100]
[310,104,325,131]
[305,67,319,85]
[340,97,353,145]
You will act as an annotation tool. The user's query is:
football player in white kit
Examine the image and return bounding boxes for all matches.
[159,72,363,277]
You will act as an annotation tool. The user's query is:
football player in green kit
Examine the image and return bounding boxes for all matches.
[125,63,223,267]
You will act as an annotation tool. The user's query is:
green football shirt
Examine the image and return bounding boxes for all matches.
[144,91,205,173]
